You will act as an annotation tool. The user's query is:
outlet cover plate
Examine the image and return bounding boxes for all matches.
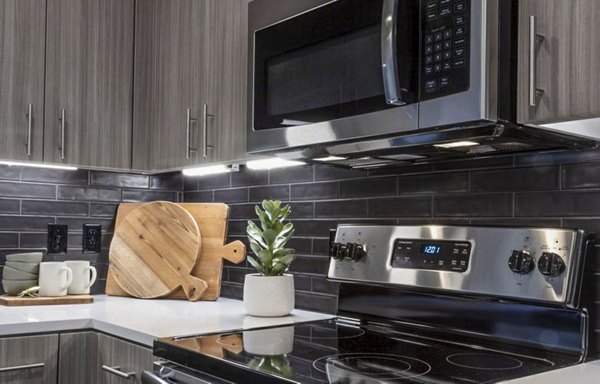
[83,224,102,253]
[47,224,68,254]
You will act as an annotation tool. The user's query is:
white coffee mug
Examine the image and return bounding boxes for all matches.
[66,261,97,295]
[39,262,73,297]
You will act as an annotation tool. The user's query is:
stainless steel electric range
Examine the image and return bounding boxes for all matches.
[143,225,595,384]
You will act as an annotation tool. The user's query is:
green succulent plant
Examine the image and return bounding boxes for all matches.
[246,200,295,276]
[248,355,294,379]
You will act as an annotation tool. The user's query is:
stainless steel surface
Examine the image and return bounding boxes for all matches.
[202,104,214,158]
[381,0,405,106]
[0,362,45,373]
[540,117,600,141]
[328,225,586,306]
[142,371,170,384]
[528,15,545,107]
[26,104,32,157]
[59,109,65,160]
[101,365,136,379]
[146,362,228,384]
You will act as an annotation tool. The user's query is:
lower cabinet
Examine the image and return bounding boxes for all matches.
[0,334,59,384]
[58,332,156,384]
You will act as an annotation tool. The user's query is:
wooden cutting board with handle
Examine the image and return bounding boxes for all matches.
[106,203,246,301]
[109,201,207,301]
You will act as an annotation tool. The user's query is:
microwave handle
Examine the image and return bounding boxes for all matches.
[381,0,405,106]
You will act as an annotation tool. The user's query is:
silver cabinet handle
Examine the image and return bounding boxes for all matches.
[0,362,44,373]
[26,104,32,157]
[381,0,405,106]
[58,109,66,159]
[202,104,215,158]
[186,108,198,159]
[529,15,545,107]
[102,365,136,379]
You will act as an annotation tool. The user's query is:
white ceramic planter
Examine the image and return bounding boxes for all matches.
[243,326,295,355]
[243,274,295,317]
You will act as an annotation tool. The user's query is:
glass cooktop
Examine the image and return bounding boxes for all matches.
[154,319,581,384]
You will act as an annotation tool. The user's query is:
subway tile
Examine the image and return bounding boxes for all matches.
[397,172,468,195]
[315,200,368,218]
[19,233,47,248]
[516,191,600,217]
[227,221,247,236]
[21,168,89,185]
[184,190,213,203]
[0,216,54,231]
[0,233,19,248]
[0,165,21,180]
[287,237,312,255]
[0,181,56,199]
[150,172,182,190]
[0,199,20,214]
[289,255,330,274]
[214,188,248,204]
[90,203,119,218]
[295,292,337,314]
[311,276,340,295]
[471,166,558,192]
[314,164,367,181]
[341,177,396,198]
[22,200,89,216]
[68,233,83,249]
[249,185,290,202]
[270,166,314,185]
[90,171,149,188]
[369,197,432,217]
[312,238,330,256]
[196,173,232,191]
[58,186,121,201]
[220,282,244,300]
[563,162,600,189]
[368,163,434,176]
[227,267,254,284]
[291,182,338,201]
[470,218,562,228]
[229,204,258,220]
[122,189,178,202]
[293,273,312,292]
[231,168,268,187]
[432,155,514,171]
[183,176,198,191]
[515,148,600,166]
[56,218,114,233]
[287,202,314,219]
[294,220,338,238]
[563,219,600,236]
[434,194,512,217]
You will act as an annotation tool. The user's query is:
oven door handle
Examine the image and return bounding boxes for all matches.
[141,370,170,384]
[381,0,405,106]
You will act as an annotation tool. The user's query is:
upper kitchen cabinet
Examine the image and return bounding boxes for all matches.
[132,0,248,172]
[44,0,134,169]
[0,0,46,162]
[132,0,210,171]
[518,0,600,125]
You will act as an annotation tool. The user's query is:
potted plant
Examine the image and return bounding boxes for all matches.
[244,200,296,317]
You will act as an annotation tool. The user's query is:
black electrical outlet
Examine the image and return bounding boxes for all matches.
[47,224,68,254]
[83,224,102,253]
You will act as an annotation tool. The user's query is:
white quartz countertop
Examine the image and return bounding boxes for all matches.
[0,295,332,346]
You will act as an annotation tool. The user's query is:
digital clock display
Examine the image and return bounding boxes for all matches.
[421,244,442,255]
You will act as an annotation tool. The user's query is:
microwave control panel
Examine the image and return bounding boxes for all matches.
[421,0,471,99]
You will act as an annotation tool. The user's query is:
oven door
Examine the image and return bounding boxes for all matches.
[142,361,234,384]
[249,0,420,153]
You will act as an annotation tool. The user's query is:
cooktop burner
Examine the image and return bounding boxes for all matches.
[155,318,579,384]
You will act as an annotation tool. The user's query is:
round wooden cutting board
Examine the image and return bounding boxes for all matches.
[109,201,207,301]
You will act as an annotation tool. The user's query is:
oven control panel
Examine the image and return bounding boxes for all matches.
[421,0,471,99]
[328,225,587,305]
[391,239,471,272]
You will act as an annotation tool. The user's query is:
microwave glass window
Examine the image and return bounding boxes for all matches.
[266,25,383,118]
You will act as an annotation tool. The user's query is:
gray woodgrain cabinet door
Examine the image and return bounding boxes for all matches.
[58,332,99,384]
[44,0,134,169]
[132,0,210,171]
[0,0,46,162]
[96,333,155,384]
[204,0,248,163]
[518,0,600,125]
[0,334,59,384]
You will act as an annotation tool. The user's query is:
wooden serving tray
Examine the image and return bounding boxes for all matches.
[105,203,246,301]
[0,295,94,306]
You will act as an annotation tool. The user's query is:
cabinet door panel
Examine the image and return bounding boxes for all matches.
[0,334,59,384]
[0,0,46,162]
[518,0,600,124]
[205,0,248,163]
[58,332,98,384]
[96,333,154,384]
[132,0,209,171]
[44,0,134,169]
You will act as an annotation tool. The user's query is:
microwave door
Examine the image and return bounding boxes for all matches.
[248,0,420,154]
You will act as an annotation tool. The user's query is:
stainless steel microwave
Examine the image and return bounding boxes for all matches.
[247,0,597,166]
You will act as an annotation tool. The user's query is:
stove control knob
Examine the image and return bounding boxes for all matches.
[347,243,366,261]
[330,243,348,260]
[538,252,566,276]
[508,250,535,274]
